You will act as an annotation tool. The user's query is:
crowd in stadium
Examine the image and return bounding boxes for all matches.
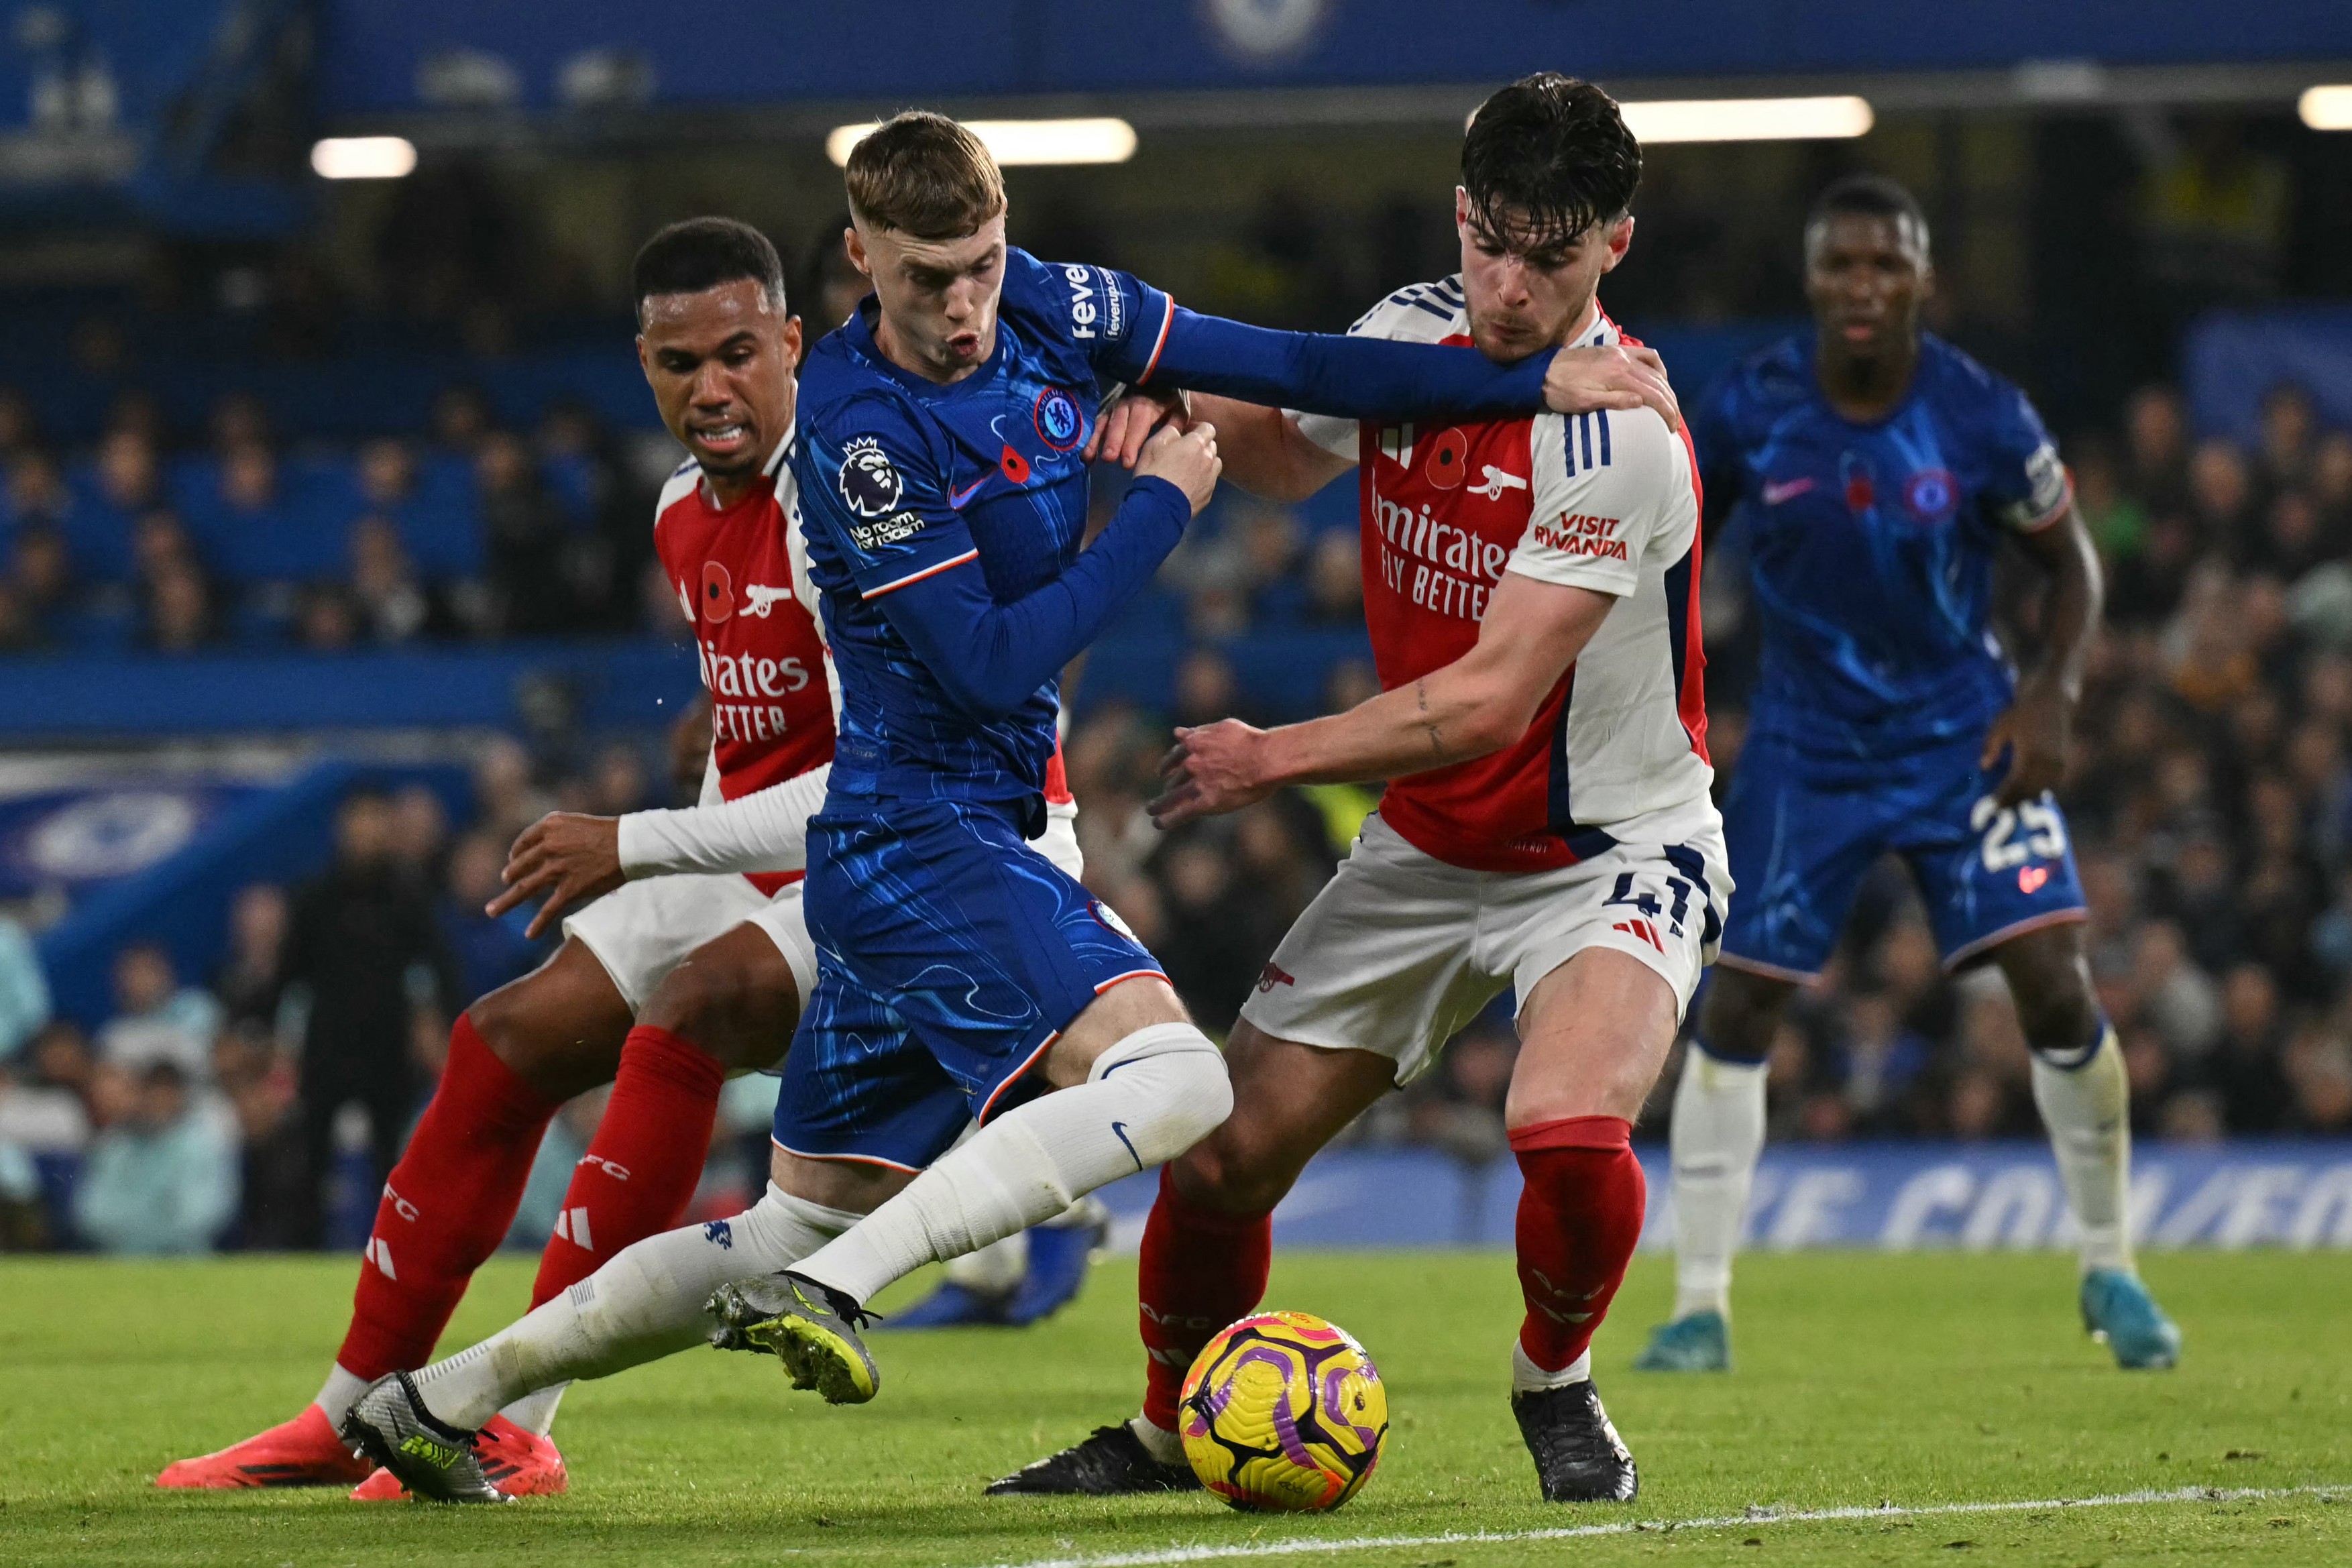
[0,383,670,654]
[5,339,2352,1255]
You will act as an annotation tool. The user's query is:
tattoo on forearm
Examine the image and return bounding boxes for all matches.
[1416,679,1443,758]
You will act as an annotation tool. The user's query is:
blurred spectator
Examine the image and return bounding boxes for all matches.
[432,384,495,454]
[441,828,548,1005]
[294,581,361,649]
[282,787,459,1242]
[1173,647,1251,729]
[5,448,71,530]
[94,429,164,518]
[97,942,222,1082]
[0,385,39,455]
[473,733,554,844]
[479,431,574,634]
[2257,382,2317,495]
[1301,530,1365,626]
[214,884,288,1031]
[72,1062,238,1254]
[141,559,217,653]
[227,1067,309,1250]
[390,783,451,882]
[105,389,168,448]
[2185,440,2253,554]
[0,907,51,1062]
[584,741,652,816]
[208,391,272,454]
[2210,964,2292,1133]
[357,437,418,514]
[23,1019,96,1102]
[2072,438,2147,561]
[349,514,435,642]
[1150,834,1268,1033]
[218,439,279,520]
[0,581,34,651]
[7,517,70,628]
[0,1044,88,1156]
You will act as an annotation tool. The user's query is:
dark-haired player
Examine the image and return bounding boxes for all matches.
[158,217,962,1496]
[333,108,1687,1504]
[1633,176,2179,1374]
[998,74,1710,1506]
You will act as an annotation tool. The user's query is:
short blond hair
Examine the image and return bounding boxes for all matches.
[844,111,1006,239]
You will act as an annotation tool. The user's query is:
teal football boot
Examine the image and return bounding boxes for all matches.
[1630,1310,1730,1372]
[2081,1268,2181,1369]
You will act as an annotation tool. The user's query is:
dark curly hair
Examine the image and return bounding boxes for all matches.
[1460,73,1642,252]
[632,217,786,328]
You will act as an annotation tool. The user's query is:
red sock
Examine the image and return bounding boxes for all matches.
[528,1024,728,1308]
[1139,1166,1272,1433]
[1512,1115,1646,1373]
[337,1015,561,1380]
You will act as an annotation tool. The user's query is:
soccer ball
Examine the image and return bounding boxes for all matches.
[1178,1310,1388,1512]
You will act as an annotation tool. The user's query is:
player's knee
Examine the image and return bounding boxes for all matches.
[1090,1022,1232,1170]
[1997,939,2098,1054]
[467,984,542,1077]
[641,953,779,1072]
[1175,1134,1292,1217]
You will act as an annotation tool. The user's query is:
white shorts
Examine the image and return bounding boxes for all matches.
[563,805,1084,1015]
[1237,810,1727,1084]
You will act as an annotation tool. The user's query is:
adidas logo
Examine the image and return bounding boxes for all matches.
[551,1207,594,1250]
[366,1236,397,1279]
[398,1433,463,1470]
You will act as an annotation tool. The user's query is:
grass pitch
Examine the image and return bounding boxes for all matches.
[1,1248,2346,1566]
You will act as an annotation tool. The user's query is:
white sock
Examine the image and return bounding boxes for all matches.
[496,1382,568,1437]
[2031,1026,2133,1276]
[793,1023,1231,1306]
[314,1363,371,1426]
[410,1184,856,1431]
[1667,1043,1767,1321]
[942,1231,1029,1296]
[1512,1341,1591,1394]
[1129,1412,1184,1464]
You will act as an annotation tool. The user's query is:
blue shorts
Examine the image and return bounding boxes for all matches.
[771,794,1163,1172]
[1717,728,2086,981]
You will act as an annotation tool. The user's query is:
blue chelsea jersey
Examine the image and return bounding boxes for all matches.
[793,247,1170,803]
[1693,333,2072,757]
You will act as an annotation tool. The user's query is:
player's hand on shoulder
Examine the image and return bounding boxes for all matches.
[486,811,628,939]
[1149,718,1273,828]
[1542,343,1681,431]
[1085,386,1192,468]
[1135,421,1221,516]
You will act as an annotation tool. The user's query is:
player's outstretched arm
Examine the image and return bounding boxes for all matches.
[485,766,831,937]
[875,425,1219,724]
[1150,570,1613,826]
[1124,301,1679,431]
[1982,504,2103,806]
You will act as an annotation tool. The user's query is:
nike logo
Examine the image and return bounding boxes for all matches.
[1110,1121,1143,1172]
[1469,464,1528,500]
[948,477,987,508]
[1761,476,1816,505]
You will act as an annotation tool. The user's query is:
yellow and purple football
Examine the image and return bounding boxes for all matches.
[1178,1310,1388,1512]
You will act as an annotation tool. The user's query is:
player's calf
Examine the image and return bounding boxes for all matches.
[748,1017,1233,1404]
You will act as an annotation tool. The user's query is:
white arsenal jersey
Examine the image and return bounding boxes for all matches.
[1292,278,1714,873]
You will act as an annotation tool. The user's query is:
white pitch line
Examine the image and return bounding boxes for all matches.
[980,1483,2349,1568]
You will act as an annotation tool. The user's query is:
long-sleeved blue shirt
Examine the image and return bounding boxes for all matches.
[791,246,1556,807]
